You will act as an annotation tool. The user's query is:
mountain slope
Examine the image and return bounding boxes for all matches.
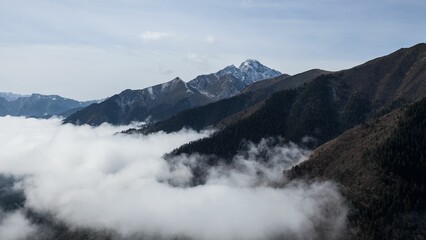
[187,73,246,100]
[172,76,338,158]
[64,78,212,125]
[331,43,426,109]
[241,69,329,95]
[0,97,10,116]
[129,69,325,134]
[288,97,426,240]
[172,43,426,158]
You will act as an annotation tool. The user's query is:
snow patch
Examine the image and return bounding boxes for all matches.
[161,82,170,92]
[147,87,155,99]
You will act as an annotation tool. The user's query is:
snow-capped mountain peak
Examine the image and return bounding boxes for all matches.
[159,77,185,93]
[215,65,241,78]
[187,59,283,100]
[238,59,282,83]
[239,59,261,71]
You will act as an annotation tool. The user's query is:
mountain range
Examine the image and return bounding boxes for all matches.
[0,93,97,118]
[128,68,328,135]
[1,43,426,239]
[171,43,426,157]
[64,59,283,126]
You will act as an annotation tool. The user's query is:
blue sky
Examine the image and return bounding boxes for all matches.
[0,0,425,100]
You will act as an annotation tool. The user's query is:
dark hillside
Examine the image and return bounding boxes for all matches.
[172,76,340,158]
[289,98,426,239]
[126,92,266,134]
[241,68,329,95]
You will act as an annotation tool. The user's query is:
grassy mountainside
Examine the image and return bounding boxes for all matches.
[289,97,426,239]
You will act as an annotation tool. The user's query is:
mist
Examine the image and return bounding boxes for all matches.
[0,116,347,240]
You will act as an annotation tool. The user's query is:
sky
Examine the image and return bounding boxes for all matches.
[0,0,425,100]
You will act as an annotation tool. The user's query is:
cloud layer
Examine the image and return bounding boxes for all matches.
[0,117,347,240]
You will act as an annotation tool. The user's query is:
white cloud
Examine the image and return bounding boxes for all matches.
[0,117,347,240]
[158,64,174,75]
[186,52,210,71]
[139,31,171,41]
[0,210,36,240]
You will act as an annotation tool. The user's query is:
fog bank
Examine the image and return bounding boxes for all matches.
[0,117,347,240]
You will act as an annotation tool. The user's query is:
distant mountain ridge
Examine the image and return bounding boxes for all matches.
[0,92,29,101]
[65,60,284,126]
[64,77,213,125]
[0,93,97,118]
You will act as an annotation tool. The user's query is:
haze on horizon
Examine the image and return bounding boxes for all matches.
[0,0,425,100]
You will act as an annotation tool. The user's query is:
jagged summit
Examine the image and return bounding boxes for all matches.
[159,77,186,92]
[188,59,284,100]
[214,59,282,84]
[170,77,183,82]
[215,65,242,79]
[238,59,282,83]
[239,59,260,69]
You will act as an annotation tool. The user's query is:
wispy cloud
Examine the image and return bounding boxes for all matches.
[139,31,171,41]
[186,52,211,70]
[158,64,174,75]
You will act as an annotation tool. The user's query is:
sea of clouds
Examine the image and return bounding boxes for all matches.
[0,116,347,240]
